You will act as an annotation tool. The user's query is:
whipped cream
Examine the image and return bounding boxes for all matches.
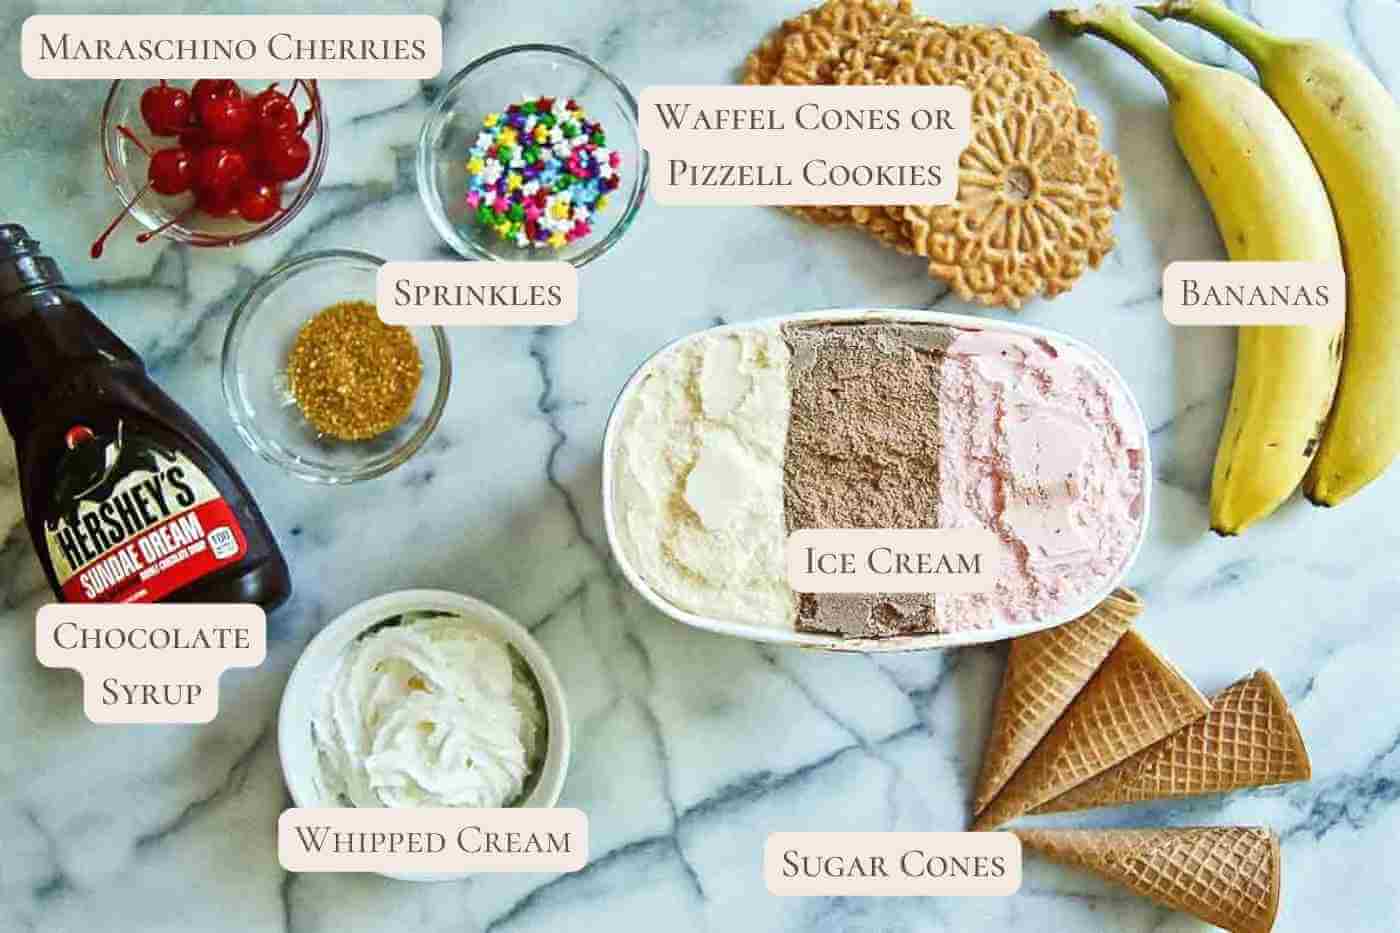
[313,612,544,808]
[612,327,795,626]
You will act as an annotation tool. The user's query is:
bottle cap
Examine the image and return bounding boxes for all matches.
[0,224,65,304]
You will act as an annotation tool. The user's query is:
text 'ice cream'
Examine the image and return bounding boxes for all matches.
[313,611,545,808]
[609,318,1147,638]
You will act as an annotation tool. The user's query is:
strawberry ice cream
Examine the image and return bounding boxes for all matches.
[931,328,1147,631]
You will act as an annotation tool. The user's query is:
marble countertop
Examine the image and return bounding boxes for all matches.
[3,1,1399,930]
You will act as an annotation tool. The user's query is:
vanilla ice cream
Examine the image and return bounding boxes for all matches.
[611,326,795,626]
[313,611,545,808]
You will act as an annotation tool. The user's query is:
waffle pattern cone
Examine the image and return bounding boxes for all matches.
[1016,827,1281,933]
[1033,670,1311,815]
[972,587,1143,816]
[973,630,1210,830]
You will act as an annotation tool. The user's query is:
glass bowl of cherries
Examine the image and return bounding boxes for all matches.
[96,78,328,257]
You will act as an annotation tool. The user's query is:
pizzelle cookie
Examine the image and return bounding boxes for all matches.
[741,6,1123,306]
[741,0,912,87]
[839,20,1123,308]
[838,21,1079,259]
[741,0,915,231]
[910,101,1123,308]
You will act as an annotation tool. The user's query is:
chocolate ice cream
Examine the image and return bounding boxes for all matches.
[782,322,952,637]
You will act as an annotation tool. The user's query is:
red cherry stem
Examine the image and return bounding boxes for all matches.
[297,83,318,134]
[91,182,150,258]
[116,124,151,156]
[136,204,199,244]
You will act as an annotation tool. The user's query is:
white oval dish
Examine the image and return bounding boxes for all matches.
[601,308,1152,654]
[278,589,571,882]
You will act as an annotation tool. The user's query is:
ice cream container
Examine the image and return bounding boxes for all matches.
[601,309,1151,653]
[278,589,571,882]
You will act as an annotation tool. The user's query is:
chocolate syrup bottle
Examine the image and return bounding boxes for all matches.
[0,224,290,609]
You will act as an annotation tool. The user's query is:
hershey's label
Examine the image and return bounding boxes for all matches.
[43,424,248,603]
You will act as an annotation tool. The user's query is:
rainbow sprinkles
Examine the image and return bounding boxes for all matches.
[463,95,622,251]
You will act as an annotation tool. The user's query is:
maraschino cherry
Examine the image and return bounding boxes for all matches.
[139,80,192,136]
[260,130,311,182]
[191,78,242,113]
[148,147,194,196]
[194,144,249,194]
[252,84,300,135]
[200,94,254,143]
[236,180,282,222]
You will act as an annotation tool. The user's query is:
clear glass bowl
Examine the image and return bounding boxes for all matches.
[221,250,450,483]
[417,44,647,267]
[100,79,328,248]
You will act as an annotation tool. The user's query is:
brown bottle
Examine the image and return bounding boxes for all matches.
[0,224,291,609]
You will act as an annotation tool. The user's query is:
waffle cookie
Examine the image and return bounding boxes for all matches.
[741,4,1123,307]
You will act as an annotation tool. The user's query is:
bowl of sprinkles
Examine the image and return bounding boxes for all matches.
[222,250,451,484]
[418,44,647,267]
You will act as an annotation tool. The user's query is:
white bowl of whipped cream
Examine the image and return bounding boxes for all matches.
[278,589,570,879]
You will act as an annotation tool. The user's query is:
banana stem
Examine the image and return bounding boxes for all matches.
[1140,0,1280,67]
[1050,5,1196,96]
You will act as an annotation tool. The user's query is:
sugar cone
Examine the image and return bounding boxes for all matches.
[972,588,1143,816]
[1016,827,1281,933]
[973,630,1209,830]
[1032,670,1311,815]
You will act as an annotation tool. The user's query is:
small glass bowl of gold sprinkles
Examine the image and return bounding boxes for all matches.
[222,250,450,483]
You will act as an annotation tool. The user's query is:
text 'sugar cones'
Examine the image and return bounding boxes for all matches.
[1033,669,1310,815]
[1016,826,1281,933]
[973,629,1209,830]
[972,587,1142,816]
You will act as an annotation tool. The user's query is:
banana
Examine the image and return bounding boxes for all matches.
[1051,5,1344,535]
[1143,0,1400,505]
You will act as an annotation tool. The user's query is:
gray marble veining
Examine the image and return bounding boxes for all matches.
[2,0,1399,930]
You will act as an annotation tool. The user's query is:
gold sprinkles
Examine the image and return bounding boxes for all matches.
[287,301,422,441]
